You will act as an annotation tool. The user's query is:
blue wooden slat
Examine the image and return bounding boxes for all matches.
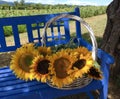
[33,37,42,41]
[0,69,49,98]
[0,46,17,52]
[0,83,49,98]
[0,67,12,73]
[1,91,41,99]
[75,7,82,38]
[32,24,64,30]
[0,25,7,51]
[36,23,41,43]
[0,72,13,78]
[0,75,16,82]
[0,81,44,92]
[12,25,21,47]
[0,67,49,98]
[0,78,35,87]
[50,24,55,41]
[0,12,75,26]
[64,20,70,42]
[2,90,41,99]
[26,24,34,42]
[57,21,61,41]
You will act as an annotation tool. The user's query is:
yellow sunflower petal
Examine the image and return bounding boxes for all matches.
[48,49,76,88]
[37,46,52,56]
[30,55,51,83]
[70,47,94,80]
[10,43,39,81]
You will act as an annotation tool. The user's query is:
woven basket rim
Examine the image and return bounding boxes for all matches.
[47,75,93,90]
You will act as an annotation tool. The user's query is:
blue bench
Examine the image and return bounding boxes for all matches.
[0,7,114,99]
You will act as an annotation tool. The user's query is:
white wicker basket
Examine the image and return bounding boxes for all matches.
[42,14,98,90]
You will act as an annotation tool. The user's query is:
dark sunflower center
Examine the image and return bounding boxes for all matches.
[19,54,33,72]
[88,67,101,78]
[54,57,70,79]
[72,59,86,69]
[37,59,50,74]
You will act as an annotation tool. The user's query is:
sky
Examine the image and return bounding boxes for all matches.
[3,0,113,6]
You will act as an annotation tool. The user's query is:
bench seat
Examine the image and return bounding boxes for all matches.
[0,66,104,99]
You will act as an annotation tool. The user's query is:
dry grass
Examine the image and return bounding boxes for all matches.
[82,14,107,37]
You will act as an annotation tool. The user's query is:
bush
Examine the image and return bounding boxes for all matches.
[3,26,13,36]
[18,25,26,33]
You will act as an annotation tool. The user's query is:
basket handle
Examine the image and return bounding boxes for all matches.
[42,14,97,61]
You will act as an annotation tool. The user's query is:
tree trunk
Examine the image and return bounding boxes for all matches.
[101,0,120,77]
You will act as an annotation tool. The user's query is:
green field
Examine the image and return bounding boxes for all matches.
[0,6,106,18]
[0,6,107,37]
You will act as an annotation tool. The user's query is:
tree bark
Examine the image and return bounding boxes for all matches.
[101,0,120,77]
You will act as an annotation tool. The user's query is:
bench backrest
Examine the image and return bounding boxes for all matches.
[0,7,81,52]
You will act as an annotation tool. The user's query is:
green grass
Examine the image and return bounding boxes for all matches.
[0,6,106,18]
[82,14,107,36]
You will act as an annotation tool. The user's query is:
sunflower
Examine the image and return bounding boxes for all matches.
[72,47,90,57]
[70,47,93,79]
[37,46,51,57]
[22,43,35,48]
[30,55,51,82]
[64,48,73,54]
[87,67,103,80]
[10,43,39,81]
[49,49,76,88]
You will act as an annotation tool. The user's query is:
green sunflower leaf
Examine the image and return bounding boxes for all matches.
[93,61,101,69]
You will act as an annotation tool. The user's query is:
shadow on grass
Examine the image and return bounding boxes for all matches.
[71,32,102,48]
[83,33,102,48]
